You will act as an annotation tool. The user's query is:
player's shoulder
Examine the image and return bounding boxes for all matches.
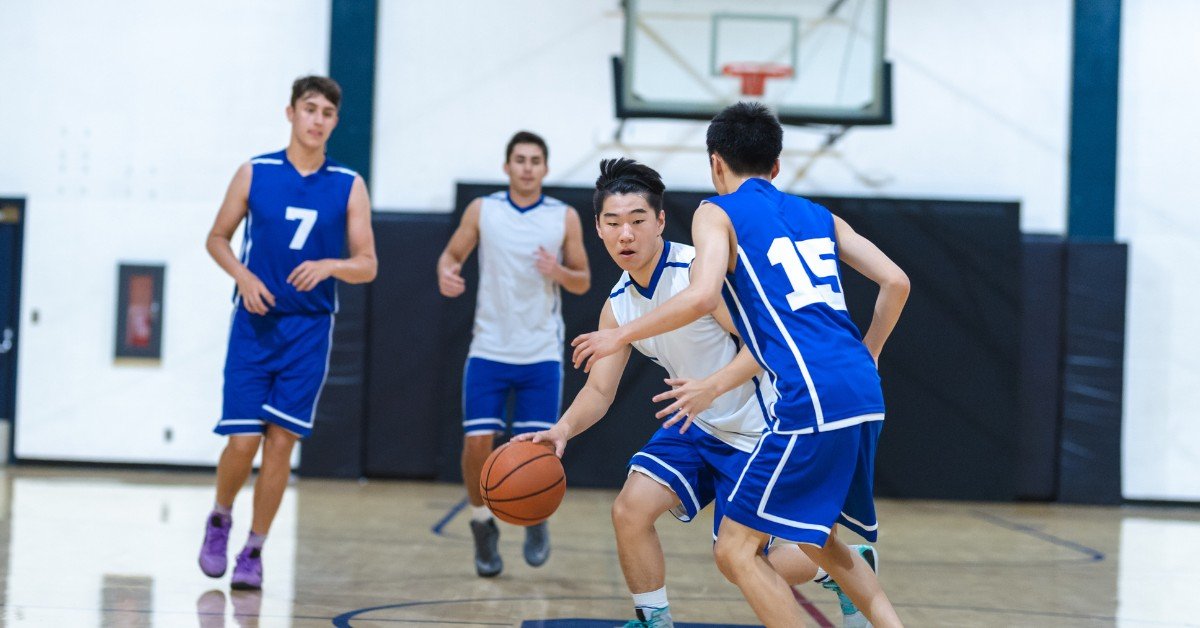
[542,195,567,209]
[248,149,286,166]
[666,241,696,265]
[322,157,359,179]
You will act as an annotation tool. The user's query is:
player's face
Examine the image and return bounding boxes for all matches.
[286,92,339,150]
[503,143,548,196]
[596,194,665,273]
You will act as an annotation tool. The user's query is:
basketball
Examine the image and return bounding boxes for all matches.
[479,441,566,526]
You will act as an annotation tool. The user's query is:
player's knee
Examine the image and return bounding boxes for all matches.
[225,435,261,459]
[463,435,494,458]
[263,428,298,456]
[713,536,752,581]
[610,491,648,530]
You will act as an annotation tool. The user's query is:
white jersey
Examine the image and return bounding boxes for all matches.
[468,191,567,364]
[608,241,771,452]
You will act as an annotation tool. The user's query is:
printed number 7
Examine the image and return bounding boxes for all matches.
[286,207,318,250]
[767,236,846,311]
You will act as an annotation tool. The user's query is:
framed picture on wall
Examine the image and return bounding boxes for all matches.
[114,263,165,360]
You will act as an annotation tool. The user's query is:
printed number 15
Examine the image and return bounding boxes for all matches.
[767,237,846,311]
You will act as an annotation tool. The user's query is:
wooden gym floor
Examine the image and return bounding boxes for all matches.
[0,466,1197,627]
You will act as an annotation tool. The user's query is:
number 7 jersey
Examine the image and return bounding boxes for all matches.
[239,150,356,314]
[707,178,884,435]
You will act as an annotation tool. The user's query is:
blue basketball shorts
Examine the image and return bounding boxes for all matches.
[628,425,755,539]
[724,420,883,546]
[462,356,562,436]
[216,309,334,439]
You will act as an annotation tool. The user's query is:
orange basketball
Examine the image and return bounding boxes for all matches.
[479,441,566,526]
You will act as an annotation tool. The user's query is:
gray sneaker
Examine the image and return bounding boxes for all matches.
[471,519,503,577]
[523,521,550,567]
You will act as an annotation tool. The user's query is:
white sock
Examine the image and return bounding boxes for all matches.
[813,567,830,583]
[470,505,492,522]
[632,587,669,619]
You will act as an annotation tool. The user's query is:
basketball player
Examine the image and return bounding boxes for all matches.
[515,158,875,628]
[572,104,909,627]
[437,131,591,577]
[199,75,377,590]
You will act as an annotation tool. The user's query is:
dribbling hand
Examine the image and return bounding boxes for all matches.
[236,272,275,315]
[439,263,466,297]
[511,427,567,458]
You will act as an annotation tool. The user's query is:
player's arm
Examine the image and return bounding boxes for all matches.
[206,162,275,315]
[290,175,379,291]
[653,301,764,431]
[571,202,733,371]
[512,302,631,457]
[536,206,591,295]
[834,215,910,363]
[436,198,481,298]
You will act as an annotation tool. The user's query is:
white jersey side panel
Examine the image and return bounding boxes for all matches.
[469,192,567,364]
[609,241,771,452]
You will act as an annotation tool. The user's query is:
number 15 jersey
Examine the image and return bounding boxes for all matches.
[239,149,356,314]
[707,178,884,435]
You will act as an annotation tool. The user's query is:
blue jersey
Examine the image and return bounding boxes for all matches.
[708,178,884,434]
[239,150,356,314]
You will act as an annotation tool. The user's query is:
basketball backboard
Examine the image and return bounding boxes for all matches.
[617,0,891,126]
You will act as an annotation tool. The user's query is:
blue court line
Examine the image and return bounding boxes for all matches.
[971,510,1106,561]
[332,595,755,628]
[431,497,468,536]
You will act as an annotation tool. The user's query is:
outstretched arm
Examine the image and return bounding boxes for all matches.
[571,202,734,371]
[536,207,591,295]
[512,302,631,457]
[834,215,909,362]
[436,199,482,298]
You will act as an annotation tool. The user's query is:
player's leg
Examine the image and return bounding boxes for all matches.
[511,359,562,567]
[618,427,715,627]
[802,422,900,627]
[713,516,807,626]
[232,313,328,590]
[203,310,272,579]
[461,357,510,576]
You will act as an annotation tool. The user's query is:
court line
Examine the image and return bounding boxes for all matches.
[431,497,468,536]
[331,595,755,627]
[790,587,835,627]
[971,510,1106,561]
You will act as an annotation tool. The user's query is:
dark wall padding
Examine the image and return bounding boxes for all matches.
[1057,242,1127,504]
[362,214,454,478]
[427,184,1023,499]
[300,282,368,478]
[1017,235,1068,500]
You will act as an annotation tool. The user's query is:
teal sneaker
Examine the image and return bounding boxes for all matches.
[620,606,673,627]
[822,544,878,628]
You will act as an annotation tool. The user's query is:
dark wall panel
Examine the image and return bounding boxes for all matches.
[363,215,453,478]
[1017,236,1067,500]
[1057,242,1127,504]
[300,282,368,478]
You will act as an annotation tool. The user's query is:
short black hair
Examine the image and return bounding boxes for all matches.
[291,75,342,109]
[506,131,548,163]
[706,102,783,176]
[593,158,665,219]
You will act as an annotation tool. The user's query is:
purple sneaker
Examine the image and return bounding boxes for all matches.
[198,512,232,578]
[231,545,263,590]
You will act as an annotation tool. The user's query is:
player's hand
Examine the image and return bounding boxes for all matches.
[511,426,568,458]
[438,262,466,297]
[653,377,718,433]
[288,259,334,292]
[534,247,559,280]
[235,271,275,315]
[571,328,626,373]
